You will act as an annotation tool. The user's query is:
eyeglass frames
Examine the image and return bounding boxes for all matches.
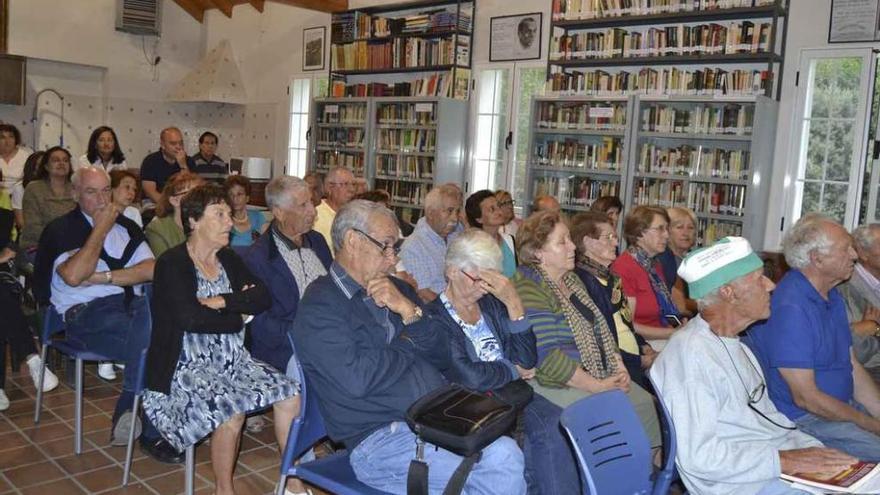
[353,228,402,255]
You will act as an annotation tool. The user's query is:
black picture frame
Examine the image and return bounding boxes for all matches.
[489,12,542,62]
[828,0,880,43]
[303,26,326,71]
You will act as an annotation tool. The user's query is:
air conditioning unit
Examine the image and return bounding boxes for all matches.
[116,0,161,36]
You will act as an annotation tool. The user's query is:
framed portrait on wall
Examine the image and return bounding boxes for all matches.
[303,26,326,71]
[489,13,542,62]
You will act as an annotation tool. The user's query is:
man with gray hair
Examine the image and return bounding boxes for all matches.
[651,236,856,495]
[749,214,880,461]
[313,166,355,249]
[243,175,331,373]
[292,200,526,494]
[33,166,181,463]
[399,183,462,302]
[838,223,880,381]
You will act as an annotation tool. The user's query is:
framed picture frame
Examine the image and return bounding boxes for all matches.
[828,0,880,43]
[489,13,542,62]
[303,26,326,71]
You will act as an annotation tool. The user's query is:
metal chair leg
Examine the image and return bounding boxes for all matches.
[185,445,195,495]
[276,475,287,495]
[33,345,49,423]
[74,358,83,455]
[122,394,141,486]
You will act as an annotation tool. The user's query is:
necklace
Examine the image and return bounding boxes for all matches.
[187,242,218,278]
[233,211,248,222]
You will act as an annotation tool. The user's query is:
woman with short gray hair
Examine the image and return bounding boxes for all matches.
[425,229,581,495]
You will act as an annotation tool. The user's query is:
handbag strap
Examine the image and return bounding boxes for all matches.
[406,451,482,495]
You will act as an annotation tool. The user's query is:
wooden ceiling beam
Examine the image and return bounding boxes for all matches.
[172,0,205,22]
[248,0,265,13]
[205,0,235,18]
[271,0,347,13]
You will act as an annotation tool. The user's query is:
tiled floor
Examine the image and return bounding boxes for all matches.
[0,359,324,495]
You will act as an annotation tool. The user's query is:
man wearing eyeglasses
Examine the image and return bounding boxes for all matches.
[749,214,880,462]
[313,166,355,250]
[651,236,856,495]
[292,200,526,494]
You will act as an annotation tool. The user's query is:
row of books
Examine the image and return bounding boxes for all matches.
[375,155,435,180]
[631,178,746,216]
[376,129,437,153]
[318,104,366,125]
[313,151,366,176]
[636,143,750,179]
[376,103,437,125]
[532,176,622,207]
[535,102,628,131]
[374,178,431,206]
[551,0,778,22]
[316,128,365,148]
[534,137,624,171]
[699,218,742,245]
[331,37,469,71]
[331,7,472,43]
[640,103,754,134]
[329,69,470,100]
[549,21,771,61]
[545,67,771,96]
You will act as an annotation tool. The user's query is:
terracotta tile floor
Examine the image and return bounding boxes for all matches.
[0,359,328,495]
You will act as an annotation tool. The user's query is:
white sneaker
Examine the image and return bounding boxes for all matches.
[98,362,117,381]
[27,354,59,392]
[0,389,9,411]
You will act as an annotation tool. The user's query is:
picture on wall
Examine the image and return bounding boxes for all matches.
[489,13,542,62]
[303,26,326,71]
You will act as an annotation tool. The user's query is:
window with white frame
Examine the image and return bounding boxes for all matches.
[287,76,328,177]
[788,49,874,228]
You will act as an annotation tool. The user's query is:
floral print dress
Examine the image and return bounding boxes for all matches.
[142,265,298,452]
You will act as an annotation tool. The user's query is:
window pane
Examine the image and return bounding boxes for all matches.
[511,67,547,206]
[827,121,854,181]
[809,58,862,119]
[290,114,302,149]
[802,181,822,217]
[472,159,500,192]
[804,119,829,180]
[824,183,848,223]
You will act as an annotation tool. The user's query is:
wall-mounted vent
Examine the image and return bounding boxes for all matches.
[116,0,162,36]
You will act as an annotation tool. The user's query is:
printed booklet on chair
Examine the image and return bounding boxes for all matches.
[781,461,880,494]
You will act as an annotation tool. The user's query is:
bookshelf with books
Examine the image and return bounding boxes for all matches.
[546,0,788,100]
[329,0,474,100]
[309,97,371,177]
[625,95,777,247]
[525,95,635,216]
[370,96,468,224]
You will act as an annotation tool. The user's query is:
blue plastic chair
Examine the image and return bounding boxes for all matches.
[649,376,680,494]
[560,390,671,495]
[33,306,114,454]
[276,355,389,495]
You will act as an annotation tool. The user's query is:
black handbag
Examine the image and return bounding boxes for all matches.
[405,383,523,495]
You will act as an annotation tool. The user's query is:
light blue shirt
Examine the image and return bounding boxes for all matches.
[51,211,154,316]
[440,293,504,363]
[399,217,450,294]
[500,238,516,278]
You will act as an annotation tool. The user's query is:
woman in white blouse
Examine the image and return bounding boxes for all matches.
[77,126,127,171]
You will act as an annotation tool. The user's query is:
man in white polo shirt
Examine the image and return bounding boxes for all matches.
[650,237,856,495]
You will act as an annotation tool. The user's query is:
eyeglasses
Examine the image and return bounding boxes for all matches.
[173,188,193,198]
[595,232,618,242]
[460,269,482,283]
[353,228,402,256]
[645,225,668,234]
[498,199,515,208]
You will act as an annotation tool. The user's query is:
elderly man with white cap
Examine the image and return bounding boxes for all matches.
[650,237,856,495]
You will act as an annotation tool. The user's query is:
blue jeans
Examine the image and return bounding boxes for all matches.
[349,422,526,495]
[795,402,880,461]
[522,394,582,495]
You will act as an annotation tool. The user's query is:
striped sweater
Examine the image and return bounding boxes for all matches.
[513,265,584,388]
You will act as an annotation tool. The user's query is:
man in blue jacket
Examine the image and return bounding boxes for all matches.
[292,200,526,494]
[243,176,331,372]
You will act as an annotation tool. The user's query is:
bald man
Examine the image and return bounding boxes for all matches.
[139,127,195,204]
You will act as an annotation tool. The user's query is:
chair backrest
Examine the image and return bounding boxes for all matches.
[40,306,66,343]
[648,375,678,495]
[560,390,653,495]
[278,344,329,476]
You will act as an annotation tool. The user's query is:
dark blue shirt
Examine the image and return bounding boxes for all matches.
[290,262,446,449]
[139,150,195,193]
[747,269,854,421]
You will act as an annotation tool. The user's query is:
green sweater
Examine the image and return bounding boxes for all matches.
[513,267,582,388]
[145,215,185,257]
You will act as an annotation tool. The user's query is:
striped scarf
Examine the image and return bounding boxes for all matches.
[537,265,619,379]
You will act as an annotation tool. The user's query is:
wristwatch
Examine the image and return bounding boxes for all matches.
[403,305,423,326]
[104,271,113,284]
